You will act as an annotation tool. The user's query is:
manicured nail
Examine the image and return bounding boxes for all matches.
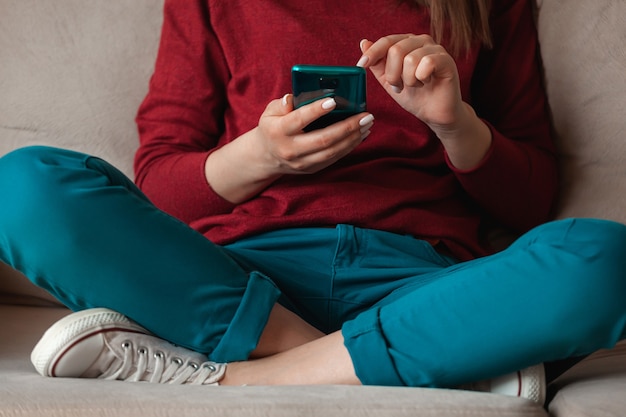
[322,98,336,110]
[361,130,371,141]
[359,39,368,51]
[356,55,369,68]
[282,94,289,106]
[391,85,402,94]
[359,114,375,127]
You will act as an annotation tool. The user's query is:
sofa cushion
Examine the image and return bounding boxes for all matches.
[548,341,626,417]
[0,305,549,417]
[536,0,626,223]
[0,0,163,179]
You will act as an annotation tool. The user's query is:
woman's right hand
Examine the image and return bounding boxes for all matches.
[205,95,373,204]
[257,94,372,175]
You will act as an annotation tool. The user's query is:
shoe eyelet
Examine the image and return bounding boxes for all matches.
[121,341,132,350]
[138,347,148,356]
[189,362,199,370]
[172,357,183,366]
[154,351,165,360]
[202,364,216,372]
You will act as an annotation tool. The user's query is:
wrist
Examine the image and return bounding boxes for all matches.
[239,127,285,181]
[205,128,283,204]
[433,103,493,171]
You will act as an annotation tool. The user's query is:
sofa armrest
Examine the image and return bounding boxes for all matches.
[536,0,626,224]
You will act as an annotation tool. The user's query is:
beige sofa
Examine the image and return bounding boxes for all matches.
[1,0,625,416]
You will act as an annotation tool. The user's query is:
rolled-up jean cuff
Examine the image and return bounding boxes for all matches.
[209,271,281,362]
[342,307,404,386]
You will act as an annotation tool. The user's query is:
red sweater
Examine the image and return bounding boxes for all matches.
[135,0,557,261]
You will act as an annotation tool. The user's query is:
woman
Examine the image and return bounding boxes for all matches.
[2,0,625,404]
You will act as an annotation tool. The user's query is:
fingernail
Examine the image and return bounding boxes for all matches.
[282,94,289,106]
[322,98,336,110]
[356,55,369,67]
[359,114,375,126]
[360,123,372,135]
[361,130,371,141]
[391,85,402,94]
[359,39,368,51]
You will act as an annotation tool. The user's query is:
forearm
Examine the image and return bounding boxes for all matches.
[450,125,559,231]
[206,95,371,204]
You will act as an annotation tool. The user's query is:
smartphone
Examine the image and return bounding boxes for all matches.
[292,65,367,131]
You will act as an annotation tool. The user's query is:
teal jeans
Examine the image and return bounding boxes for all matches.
[1,146,625,387]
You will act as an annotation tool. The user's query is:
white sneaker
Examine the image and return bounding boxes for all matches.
[459,364,546,404]
[31,308,226,385]
[489,364,546,404]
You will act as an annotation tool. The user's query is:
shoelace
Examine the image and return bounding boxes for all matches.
[100,340,224,385]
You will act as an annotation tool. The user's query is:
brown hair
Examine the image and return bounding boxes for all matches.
[411,0,493,55]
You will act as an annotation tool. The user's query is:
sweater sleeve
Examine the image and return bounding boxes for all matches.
[134,0,235,223]
[449,0,559,232]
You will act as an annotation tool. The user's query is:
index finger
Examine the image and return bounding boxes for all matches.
[357,34,434,67]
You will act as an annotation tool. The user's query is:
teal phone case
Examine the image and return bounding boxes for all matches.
[292,65,367,131]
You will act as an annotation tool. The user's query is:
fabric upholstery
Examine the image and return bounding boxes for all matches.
[0,0,625,415]
[0,0,162,180]
[548,342,626,416]
[536,0,626,223]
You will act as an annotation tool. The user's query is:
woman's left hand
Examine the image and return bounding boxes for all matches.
[357,34,492,170]
[357,34,463,132]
